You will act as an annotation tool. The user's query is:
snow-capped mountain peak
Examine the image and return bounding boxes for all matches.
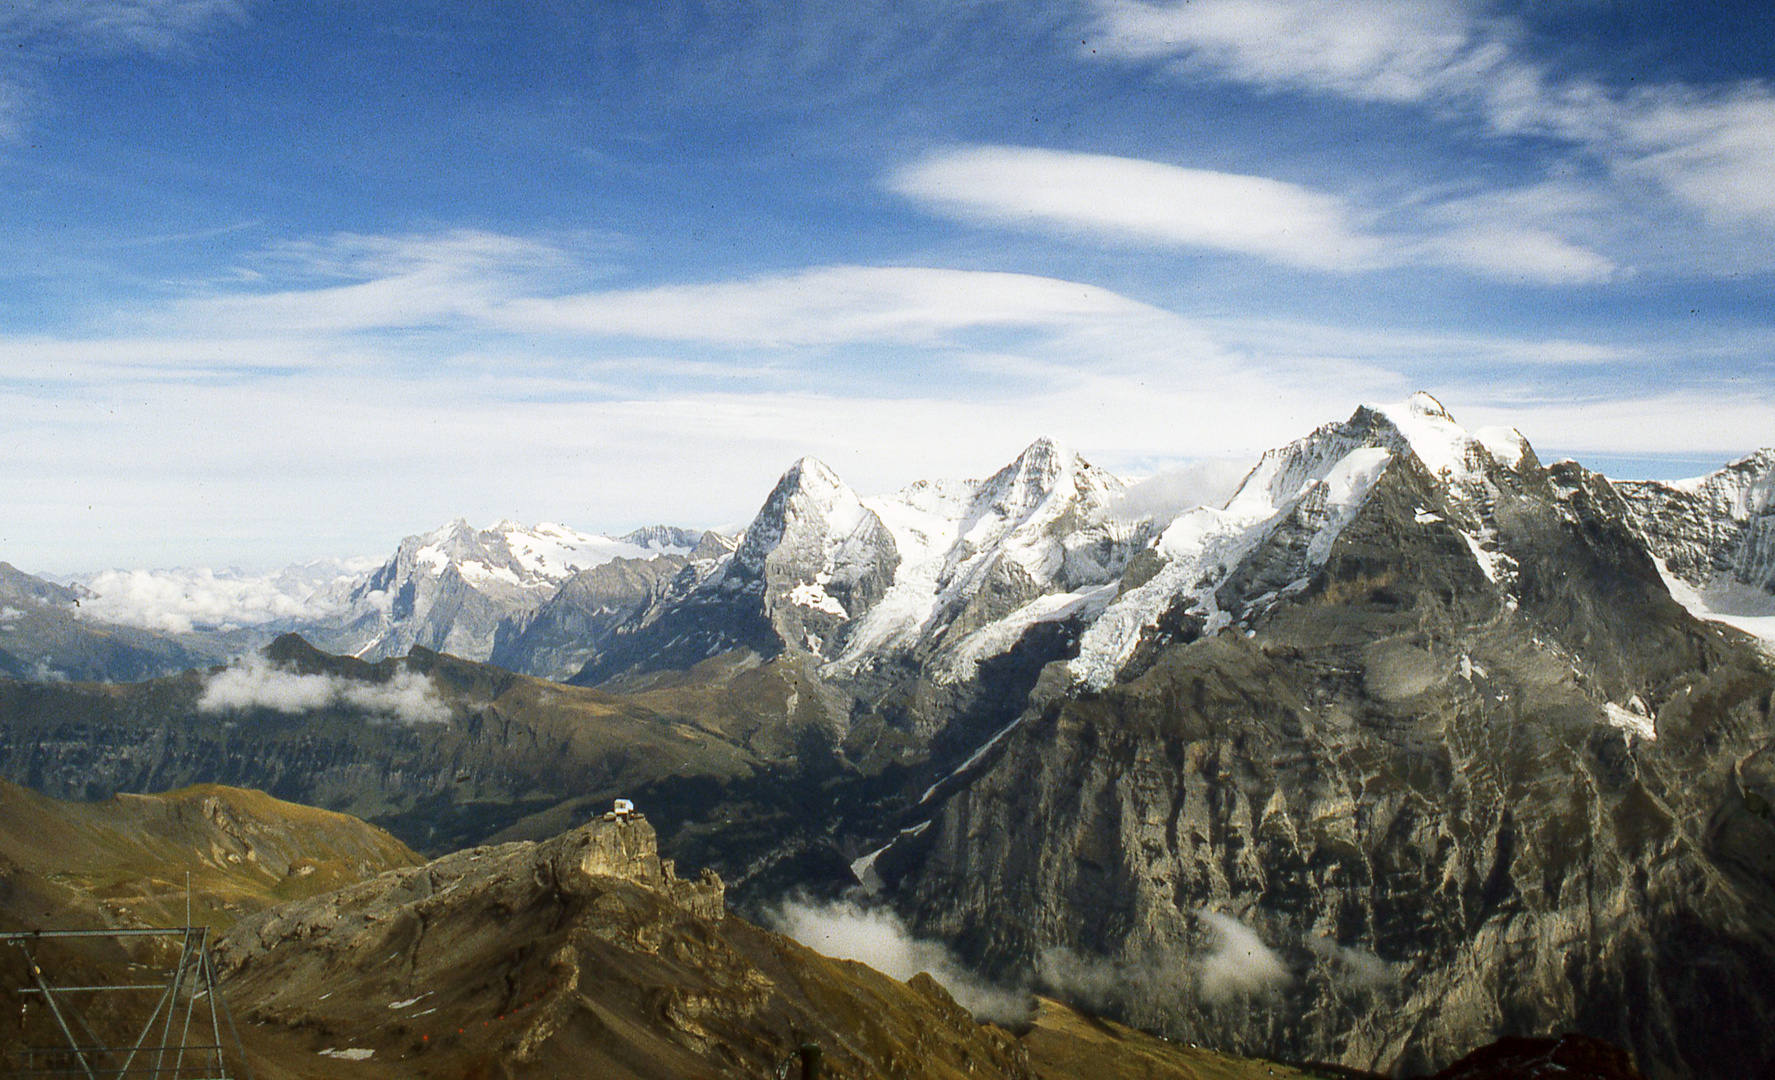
[1071,394,1529,689]
[731,457,874,572]
[829,438,1146,679]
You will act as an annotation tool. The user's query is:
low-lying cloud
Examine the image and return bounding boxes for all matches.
[1037,909,1290,1011]
[1307,934,1400,990]
[1111,459,1255,524]
[198,656,450,724]
[771,898,1031,1024]
[1196,910,1290,1002]
[77,562,370,634]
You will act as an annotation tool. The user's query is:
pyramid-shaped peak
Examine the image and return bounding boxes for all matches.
[779,456,845,490]
[995,437,1089,485]
[1013,436,1072,468]
[734,456,871,568]
[1403,391,1452,421]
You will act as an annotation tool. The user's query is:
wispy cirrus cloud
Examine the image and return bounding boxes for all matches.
[892,144,1616,284]
[1083,0,1775,257]
[890,145,1388,272]
[2,0,247,52]
[1090,0,1477,105]
[494,264,1178,347]
[1,0,247,136]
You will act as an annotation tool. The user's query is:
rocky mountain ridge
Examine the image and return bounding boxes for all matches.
[870,397,1775,1078]
[1615,450,1775,644]
[298,519,712,668]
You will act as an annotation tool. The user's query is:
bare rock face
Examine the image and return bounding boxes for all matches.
[489,554,689,680]
[882,408,1775,1079]
[215,815,1036,1080]
[1615,450,1775,593]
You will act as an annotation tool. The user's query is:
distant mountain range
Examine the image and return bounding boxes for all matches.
[8,401,1772,693]
[2,394,1773,1077]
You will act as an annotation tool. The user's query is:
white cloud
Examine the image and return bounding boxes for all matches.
[75,564,363,633]
[1420,224,1616,286]
[893,146,1388,272]
[161,230,572,338]
[3,227,1765,573]
[891,145,1615,284]
[1196,910,1289,1001]
[1464,392,1775,459]
[1083,0,1775,252]
[1615,87,1775,228]
[1092,0,1475,105]
[1110,459,1255,524]
[495,264,1168,347]
[771,898,1031,1023]
[1411,179,1619,285]
[2,0,246,53]
[1035,910,1289,1010]
[1,1,246,139]
[1306,934,1399,990]
[198,655,450,724]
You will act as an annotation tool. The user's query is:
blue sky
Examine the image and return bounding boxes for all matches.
[3,0,1774,572]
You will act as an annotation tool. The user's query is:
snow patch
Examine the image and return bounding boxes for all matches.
[1071,437,1396,690]
[1458,530,1517,585]
[787,581,848,617]
[1653,558,1775,648]
[1474,425,1528,469]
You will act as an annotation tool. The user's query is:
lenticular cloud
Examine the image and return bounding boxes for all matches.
[198,656,450,724]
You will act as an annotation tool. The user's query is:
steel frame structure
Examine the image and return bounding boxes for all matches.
[4,927,254,1080]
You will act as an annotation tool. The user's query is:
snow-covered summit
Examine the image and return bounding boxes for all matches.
[837,437,1146,679]
[1070,394,1532,689]
[325,518,704,661]
[591,438,1149,685]
[384,519,698,595]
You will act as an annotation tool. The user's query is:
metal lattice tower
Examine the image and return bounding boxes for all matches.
[4,926,255,1080]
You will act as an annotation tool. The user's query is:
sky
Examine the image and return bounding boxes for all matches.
[4,0,1774,573]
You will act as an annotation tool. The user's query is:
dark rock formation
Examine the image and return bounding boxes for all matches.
[884,409,1775,1078]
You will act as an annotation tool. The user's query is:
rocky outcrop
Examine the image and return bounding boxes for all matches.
[215,814,1038,1080]
[1425,1034,1648,1080]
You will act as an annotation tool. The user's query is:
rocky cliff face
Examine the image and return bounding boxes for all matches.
[488,553,690,680]
[1615,450,1775,592]
[1615,452,1775,643]
[879,400,1775,1079]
